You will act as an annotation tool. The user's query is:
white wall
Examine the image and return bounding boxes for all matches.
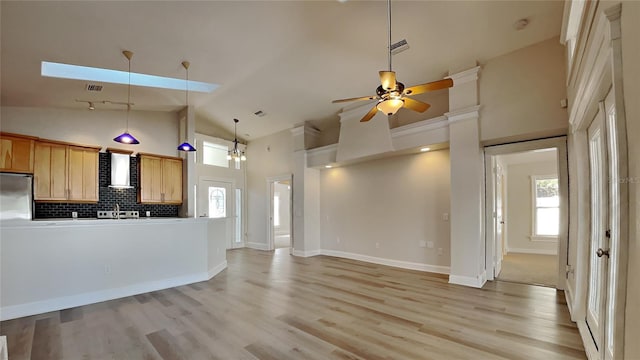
[621,1,640,357]
[479,37,568,143]
[505,160,558,255]
[320,149,450,271]
[245,129,293,248]
[0,106,180,157]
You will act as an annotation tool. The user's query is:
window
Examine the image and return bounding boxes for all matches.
[208,187,226,218]
[532,176,559,237]
[202,141,229,168]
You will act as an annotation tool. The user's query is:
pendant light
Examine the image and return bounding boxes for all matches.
[177,61,196,152]
[227,119,246,162]
[113,50,140,145]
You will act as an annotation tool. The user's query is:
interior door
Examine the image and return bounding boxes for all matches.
[586,102,609,356]
[198,179,235,249]
[495,168,505,276]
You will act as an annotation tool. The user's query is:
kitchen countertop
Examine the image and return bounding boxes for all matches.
[0,217,218,228]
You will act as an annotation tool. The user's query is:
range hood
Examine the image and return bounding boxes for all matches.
[109,152,133,188]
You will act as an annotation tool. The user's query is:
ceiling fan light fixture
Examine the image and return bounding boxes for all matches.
[377,98,404,116]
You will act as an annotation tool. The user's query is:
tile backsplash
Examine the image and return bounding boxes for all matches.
[34,153,179,219]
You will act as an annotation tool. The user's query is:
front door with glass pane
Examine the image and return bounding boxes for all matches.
[198,179,238,249]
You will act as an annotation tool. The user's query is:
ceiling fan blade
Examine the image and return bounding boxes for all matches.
[403,78,453,96]
[379,71,397,91]
[360,105,379,122]
[403,98,431,113]
[332,95,377,104]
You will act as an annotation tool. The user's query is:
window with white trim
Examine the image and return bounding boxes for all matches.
[532,175,559,237]
[202,141,229,168]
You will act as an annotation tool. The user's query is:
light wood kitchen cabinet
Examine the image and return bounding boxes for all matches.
[138,154,183,204]
[34,141,99,202]
[68,147,99,202]
[0,132,35,173]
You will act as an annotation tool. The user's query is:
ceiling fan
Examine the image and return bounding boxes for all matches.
[332,0,453,123]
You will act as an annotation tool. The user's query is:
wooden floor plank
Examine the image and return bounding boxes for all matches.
[0,248,585,359]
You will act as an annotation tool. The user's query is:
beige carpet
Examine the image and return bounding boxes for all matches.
[496,253,558,287]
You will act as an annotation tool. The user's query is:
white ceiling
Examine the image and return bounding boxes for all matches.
[0,1,564,141]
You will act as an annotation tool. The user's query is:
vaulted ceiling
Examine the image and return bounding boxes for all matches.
[1,1,563,140]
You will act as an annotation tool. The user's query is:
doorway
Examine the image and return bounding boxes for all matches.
[493,148,560,287]
[197,178,243,249]
[484,138,569,290]
[267,175,292,252]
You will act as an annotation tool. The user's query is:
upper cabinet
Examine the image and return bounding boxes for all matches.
[34,141,100,202]
[138,154,183,204]
[0,133,35,173]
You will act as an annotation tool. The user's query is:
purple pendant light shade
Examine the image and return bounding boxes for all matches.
[114,50,140,145]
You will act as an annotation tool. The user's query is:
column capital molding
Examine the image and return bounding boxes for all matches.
[445,105,481,124]
[446,66,481,86]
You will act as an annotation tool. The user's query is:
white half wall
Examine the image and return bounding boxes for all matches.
[320,149,451,269]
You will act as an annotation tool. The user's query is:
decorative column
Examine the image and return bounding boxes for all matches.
[446,66,486,287]
[290,124,321,256]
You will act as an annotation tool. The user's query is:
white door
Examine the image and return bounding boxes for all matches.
[198,179,237,249]
[586,103,608,353]
[586,89,619,360]
[495,168,505,276]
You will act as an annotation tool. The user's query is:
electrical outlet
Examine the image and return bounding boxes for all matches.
[375,242,380,249]
[442,213,449,221]
[419,240,427,248]
[426,241,434,249]
[337,236,341,244]
[71,211,78,219]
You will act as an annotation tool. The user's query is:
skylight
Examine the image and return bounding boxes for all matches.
[41,61,218,93]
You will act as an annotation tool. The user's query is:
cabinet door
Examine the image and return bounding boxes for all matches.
[68,147,99,202]
[0,136,34,173]
[162,158,183,204]
[139,156,163,203]
[34,142,67,200]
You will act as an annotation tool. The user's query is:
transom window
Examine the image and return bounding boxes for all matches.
[202,141,229,168]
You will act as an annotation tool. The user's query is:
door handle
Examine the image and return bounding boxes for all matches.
[596,248,610,258]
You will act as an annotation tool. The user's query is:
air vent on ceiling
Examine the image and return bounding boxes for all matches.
[390,39,409,55]
[86,84,103,92]
[254,110,266,117]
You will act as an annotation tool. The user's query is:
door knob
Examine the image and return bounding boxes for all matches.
[596,248,610,258]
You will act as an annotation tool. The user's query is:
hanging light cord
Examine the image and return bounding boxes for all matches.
[126,55,131,131]
[387,0,392,72]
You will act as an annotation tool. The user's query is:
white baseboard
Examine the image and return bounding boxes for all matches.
[247,242,270,251]
[0,272,210,321]
[507,247,558,255]
[577,320,598,360]
[449,271,487,288]
[320,249,450,274]
[292,249,322,257]
[208,260,228,279]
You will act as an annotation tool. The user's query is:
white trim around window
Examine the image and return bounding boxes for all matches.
[531,174,560,240]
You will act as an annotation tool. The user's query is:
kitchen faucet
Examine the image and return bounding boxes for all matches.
[113,203,120,219]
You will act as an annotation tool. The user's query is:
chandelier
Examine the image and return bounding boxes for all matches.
[227,118,246,162]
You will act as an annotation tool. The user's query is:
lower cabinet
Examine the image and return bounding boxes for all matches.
[138,154,183,204]
[34,141,99,202]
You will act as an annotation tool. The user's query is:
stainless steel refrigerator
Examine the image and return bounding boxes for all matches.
[0,173,33,220]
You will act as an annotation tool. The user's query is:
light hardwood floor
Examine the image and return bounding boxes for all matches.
[0,248,585,359]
